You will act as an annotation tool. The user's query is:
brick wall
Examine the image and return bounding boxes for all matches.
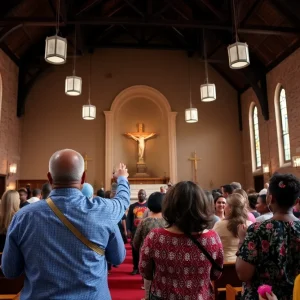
[0,50,22,190]
[241,47,300,190]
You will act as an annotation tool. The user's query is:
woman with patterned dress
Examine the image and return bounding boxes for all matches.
[139,181,224,300]
[133,192,166,300]
[236,173,300,300]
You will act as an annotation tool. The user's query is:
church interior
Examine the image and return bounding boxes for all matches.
[0,0,300,299]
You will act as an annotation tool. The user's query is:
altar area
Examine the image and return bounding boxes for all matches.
[104,85,178,190]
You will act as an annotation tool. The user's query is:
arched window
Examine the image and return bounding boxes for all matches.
[252,106,261,168]
[279,88,291,162]
[275,85,291,166]
[249,103,262,171]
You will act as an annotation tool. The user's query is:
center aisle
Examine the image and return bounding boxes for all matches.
[108,243,145,300]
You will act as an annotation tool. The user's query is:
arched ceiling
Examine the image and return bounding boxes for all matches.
[0,0,299,119]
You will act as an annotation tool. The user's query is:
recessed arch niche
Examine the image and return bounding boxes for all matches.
[104,85,177,189]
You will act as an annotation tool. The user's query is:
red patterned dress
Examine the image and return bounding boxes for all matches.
[139,228,224,300]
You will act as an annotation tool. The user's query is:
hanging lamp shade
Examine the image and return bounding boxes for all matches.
[82,104,96,120]
[45,35,67,64]
[185,108,198,123]
[65,76,82,96]
[200,83,216,102]
[227,42,250,69]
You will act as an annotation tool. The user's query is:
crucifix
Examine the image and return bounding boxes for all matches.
[188,150,201,183]
[83,154,92,172]
[125,123,157,163]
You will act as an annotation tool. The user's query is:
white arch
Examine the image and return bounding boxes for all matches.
[104,85,177,189]
[110,85,172,115]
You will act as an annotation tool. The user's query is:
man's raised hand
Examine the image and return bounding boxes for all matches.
[114,163,129,178]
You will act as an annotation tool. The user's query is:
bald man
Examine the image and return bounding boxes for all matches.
[2,149,130,300]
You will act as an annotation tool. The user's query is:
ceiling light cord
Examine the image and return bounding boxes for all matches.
[202,29,209,83]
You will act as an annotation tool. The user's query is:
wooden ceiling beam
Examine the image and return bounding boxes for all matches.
[153,3,170,17]
[194,0,227,21]
[124,0,144,18]
[240,0,261,26]
[0,43,20,66]
[91,42,195,51]
[271,0,300,29]
[76,0,105,16]
[166,0,190,20]
[0,17,298,36]
[105,3,127,17]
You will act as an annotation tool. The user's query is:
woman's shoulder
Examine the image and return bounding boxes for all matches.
[249,219,300,233]
[213,219,228,229]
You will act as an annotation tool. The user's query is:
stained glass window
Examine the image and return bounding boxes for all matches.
[279,88,291,162]
[253,106,261,168]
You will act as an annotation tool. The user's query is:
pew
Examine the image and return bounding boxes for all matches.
[0,269,24,296]
[0,294,20,300]
[213,262,242,300]
[226,285,238,300]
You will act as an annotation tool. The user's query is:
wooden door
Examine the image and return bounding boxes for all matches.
[0,175,6,198]
[254,175,264,192]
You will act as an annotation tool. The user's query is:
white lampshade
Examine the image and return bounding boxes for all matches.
[185,108,198,123]
[45,35,67,64]
[82,104,96,120]
[65,76,82,96]
[227,42,250,69]
[200,83,216,102]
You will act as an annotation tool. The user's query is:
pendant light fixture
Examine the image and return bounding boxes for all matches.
[200,30,216,102]
[227,0,250,69]
[65,28,82,96]
[185,58,198,123]
[45,0,67,64]
[82,54,96,120]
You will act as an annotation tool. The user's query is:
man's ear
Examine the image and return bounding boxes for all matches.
[47,172,53,185]
[81,171,86,184]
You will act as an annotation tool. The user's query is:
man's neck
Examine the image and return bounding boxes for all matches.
[52,183,81,190]
[137,200,146,205]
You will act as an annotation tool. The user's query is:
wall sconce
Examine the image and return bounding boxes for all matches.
[262,164,270,174]
[7,163,17,177]
[292,156,300,167]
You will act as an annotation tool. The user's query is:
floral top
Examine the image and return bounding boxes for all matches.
[132,217,166,250]
[139,228,224,300]
[237,220,300,300]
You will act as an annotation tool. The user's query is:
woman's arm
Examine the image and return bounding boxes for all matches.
[235,223,258,282]
[132,221,143,250]
[139,231,155,280]
[236,257,255,282]
[210,232,224,281]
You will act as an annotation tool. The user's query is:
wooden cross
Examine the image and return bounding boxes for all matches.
[83,154,92,172]
[188,150,201,183]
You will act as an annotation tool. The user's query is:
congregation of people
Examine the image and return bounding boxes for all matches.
[0,149,300,300]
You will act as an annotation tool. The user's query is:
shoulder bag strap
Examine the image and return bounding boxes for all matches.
[185,232,223,272]
[46,197,105,256]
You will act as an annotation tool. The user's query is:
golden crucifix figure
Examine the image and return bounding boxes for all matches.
[125,123,157,162]
[188,150,201,183]
[83,154,92,171]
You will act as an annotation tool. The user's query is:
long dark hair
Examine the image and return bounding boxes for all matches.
[163,181,212,233]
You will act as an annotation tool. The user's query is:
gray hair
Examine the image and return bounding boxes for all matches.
[49,149,84,182]
[230,182,242,190]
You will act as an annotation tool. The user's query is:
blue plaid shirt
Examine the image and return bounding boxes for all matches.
[1,176,130,300]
